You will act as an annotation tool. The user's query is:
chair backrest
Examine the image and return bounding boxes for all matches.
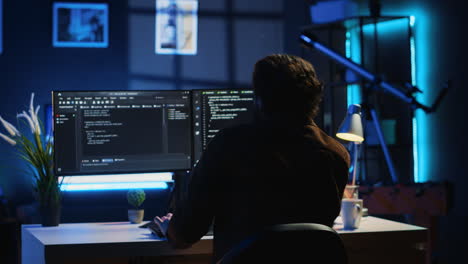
[218,223,348,264]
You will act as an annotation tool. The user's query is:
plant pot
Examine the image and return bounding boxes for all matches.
[128,209,144,224]
[40,205,61,227]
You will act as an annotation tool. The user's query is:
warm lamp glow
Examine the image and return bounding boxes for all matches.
[336,132,364,142]
[336,104,364,142]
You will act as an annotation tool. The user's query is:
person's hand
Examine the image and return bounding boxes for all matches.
[153,213,173,236]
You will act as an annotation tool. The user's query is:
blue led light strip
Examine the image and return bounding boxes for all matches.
[61,182,168,191]
[347,16,423,182]
[409,16,420,182]
[59,173,173,191]
[345,26,362,106]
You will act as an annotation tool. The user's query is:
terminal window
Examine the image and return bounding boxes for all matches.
[53,91,192,175]
[192,89,255,164]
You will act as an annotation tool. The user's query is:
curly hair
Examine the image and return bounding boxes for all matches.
[252,54,323,121]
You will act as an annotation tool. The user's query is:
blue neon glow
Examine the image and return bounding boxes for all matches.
[59,173,173,191]
[345,31,351,58]
[346,26,362,106]
[347,12,430,182]
[410,16,415,27]
[412,117,419,182]
[412,10,431,183]
[61,182,168,191]
[301,35,312,43]
[410,21,417,86]
[362,18,408,35]
[363,17,424,181]
[53,3,109,48]
[345,31,353,105]
[409,16,419,182]
[381,8,432,183]
[370,7,430,182]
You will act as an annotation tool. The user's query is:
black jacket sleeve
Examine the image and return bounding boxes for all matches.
[166,130,226,248]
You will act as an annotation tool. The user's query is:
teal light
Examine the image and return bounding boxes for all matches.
[362,18,408,35]
[345,31,351,59]
[346,27,362,106]
[345,31,353,105]
[413,10,431,183]
[58,173,173,191]
[410,17,417,86]
[412,117,419,182]
[409,16,420,182]
[364,17,421,182]
[398,8,431,183]
[347,11,430,183]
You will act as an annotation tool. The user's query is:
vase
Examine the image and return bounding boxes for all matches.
[40,204,61,227]
[128,209,144,224]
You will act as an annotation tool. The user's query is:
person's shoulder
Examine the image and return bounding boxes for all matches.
[207,123,256,149]
[308,124,351,166]
[329,137,351,166]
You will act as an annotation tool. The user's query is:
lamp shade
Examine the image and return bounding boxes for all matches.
[336,104,364,142]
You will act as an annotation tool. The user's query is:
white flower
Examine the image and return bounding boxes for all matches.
[17,111,36,134]
[28,93,41,135]
[34,105,41,135]
[0,132,17,146]
[16,93,42,135]
[0,115,20,136]
[29,93,35,115]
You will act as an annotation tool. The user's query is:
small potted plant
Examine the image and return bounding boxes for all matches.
[127,189,146,224]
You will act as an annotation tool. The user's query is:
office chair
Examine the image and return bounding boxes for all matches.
[217,223,348,264]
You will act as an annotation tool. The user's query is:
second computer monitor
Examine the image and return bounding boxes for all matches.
[192,89,256,164]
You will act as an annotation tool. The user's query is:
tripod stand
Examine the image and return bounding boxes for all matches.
[360,101,398,184]
[300,31,449,184]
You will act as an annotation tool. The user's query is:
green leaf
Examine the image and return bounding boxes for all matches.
[3,111,62,207]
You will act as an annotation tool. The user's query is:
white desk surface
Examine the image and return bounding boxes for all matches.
[22,221,192,245]
[22,216,425,245]
[22,216,428,264]
[334,215,426,233]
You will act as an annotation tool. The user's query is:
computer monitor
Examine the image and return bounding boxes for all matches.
[52,90,192,176]
[192,89,256,164]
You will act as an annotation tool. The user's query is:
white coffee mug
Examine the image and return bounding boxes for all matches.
[341,198,363,230]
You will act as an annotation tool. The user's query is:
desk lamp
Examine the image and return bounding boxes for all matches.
[337,104,364,198]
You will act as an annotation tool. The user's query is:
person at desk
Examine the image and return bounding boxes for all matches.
[155,54,350,263]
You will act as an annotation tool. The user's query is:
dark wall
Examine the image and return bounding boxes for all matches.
[0,0,129,216]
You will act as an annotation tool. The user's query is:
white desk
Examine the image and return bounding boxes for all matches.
[22,216,428,264]
[334,216,428,264]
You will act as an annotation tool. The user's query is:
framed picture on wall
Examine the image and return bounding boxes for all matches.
[53,2,109,48]
[155,0,198,55]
